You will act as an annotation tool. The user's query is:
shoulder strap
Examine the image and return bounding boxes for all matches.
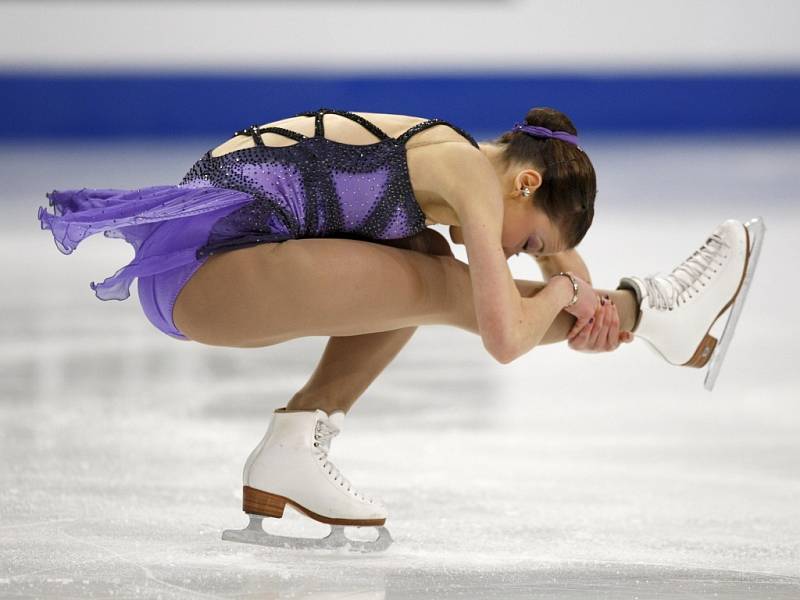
[295,108,391,141]
[237,111,471,147]
[396,119,480,149]
[234,124,308,146]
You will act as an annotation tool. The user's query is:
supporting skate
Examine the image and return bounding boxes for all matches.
[222,408,393,552]
[617,217,765,391]
[222,516,392,552]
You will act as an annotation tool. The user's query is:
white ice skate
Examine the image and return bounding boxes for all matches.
[222,408,392,552]
[617,217,765,391]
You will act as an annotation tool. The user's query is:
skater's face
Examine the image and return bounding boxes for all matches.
[501,167,567,260]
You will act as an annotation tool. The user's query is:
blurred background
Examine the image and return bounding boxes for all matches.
[1,1,799,598]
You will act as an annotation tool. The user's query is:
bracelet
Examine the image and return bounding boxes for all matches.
[553,271,579,308]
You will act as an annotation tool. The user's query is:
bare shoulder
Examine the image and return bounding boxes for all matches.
[409,141,502,224]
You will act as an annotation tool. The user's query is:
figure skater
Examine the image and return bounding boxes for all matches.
[38,107,764,551]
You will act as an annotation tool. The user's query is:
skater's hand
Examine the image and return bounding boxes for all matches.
[567,295,634,353]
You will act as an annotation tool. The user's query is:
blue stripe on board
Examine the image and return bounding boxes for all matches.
[2,72,799,137]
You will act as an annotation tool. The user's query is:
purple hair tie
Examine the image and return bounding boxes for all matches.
[512,122,582,149]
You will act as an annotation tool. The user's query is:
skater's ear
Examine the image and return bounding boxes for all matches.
[513,168,543,197]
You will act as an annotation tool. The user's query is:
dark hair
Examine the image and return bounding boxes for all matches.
[493,107,596,249]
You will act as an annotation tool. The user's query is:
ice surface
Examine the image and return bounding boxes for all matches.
[1,136,799,598]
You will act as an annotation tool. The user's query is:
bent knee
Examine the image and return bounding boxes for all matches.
[413,228,454,257]
[370,228,455,258]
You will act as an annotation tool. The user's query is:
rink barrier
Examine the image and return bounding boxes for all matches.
[2,71,799,137]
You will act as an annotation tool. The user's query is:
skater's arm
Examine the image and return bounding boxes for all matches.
[535,249,591,286]
[442,145,579,363]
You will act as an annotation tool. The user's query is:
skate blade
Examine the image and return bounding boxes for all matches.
[221,514,393,553]
[703,217,766,391]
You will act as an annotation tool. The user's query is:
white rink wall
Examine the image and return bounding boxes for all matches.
[2,0,799,72]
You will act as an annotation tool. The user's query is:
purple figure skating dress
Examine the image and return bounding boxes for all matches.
[38,108,479,340]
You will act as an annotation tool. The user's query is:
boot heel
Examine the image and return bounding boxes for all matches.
[684,333,718,368]
[243,486,287,518]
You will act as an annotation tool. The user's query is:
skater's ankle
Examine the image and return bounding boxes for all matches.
[285,395,348,415]
[612,288,641,333]
[628,290,642,332]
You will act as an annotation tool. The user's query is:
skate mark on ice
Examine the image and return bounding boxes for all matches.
[56,526,227,599]
[0,517,79,531]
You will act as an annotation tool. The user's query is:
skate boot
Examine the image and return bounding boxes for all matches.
[617,217,765,391]
[222,408,392,552]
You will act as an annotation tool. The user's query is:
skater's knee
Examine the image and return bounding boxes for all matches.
[371,228,455,258]
[416,228,455,258]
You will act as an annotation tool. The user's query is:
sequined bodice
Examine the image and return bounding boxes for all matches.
[179,108,479,258]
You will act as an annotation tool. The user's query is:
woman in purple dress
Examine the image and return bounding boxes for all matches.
[38,107,761,551]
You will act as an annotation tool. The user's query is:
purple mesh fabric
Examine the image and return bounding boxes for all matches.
[38,185,254,300]
[135,204,252,340]
[332,166,390,231]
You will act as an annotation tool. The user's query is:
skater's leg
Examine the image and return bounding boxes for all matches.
[235,230,458,549]
[286,229,454,414]
[174,232,636,349]
[288,279,638,417]
[287,327,417,414]
[173,237,455,346]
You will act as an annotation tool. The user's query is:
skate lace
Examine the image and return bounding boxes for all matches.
[643,232,729,310]
[313,420,375,504]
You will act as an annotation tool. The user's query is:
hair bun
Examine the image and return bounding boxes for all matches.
[524,107,578,135]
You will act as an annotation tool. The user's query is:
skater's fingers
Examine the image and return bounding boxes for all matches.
[587,303,606,347]
[568,315,592,339]
[568,322,589,341]
[571,305,611,352]
[592,303,614,352]
[586,302,618,353]
[567,317,593,349]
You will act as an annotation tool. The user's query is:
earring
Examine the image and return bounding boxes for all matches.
[520,187,532,197]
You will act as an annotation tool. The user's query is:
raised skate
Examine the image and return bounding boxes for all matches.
[222,408,392,552]
[702,218,765,390]
[617,217,765,391]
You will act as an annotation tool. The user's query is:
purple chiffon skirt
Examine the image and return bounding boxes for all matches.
[38,184,256,340]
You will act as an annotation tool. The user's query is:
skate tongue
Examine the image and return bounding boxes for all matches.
[327,410,345,433]
[314,408,345,434]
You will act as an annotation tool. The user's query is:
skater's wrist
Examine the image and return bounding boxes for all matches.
[550,272,579,308]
